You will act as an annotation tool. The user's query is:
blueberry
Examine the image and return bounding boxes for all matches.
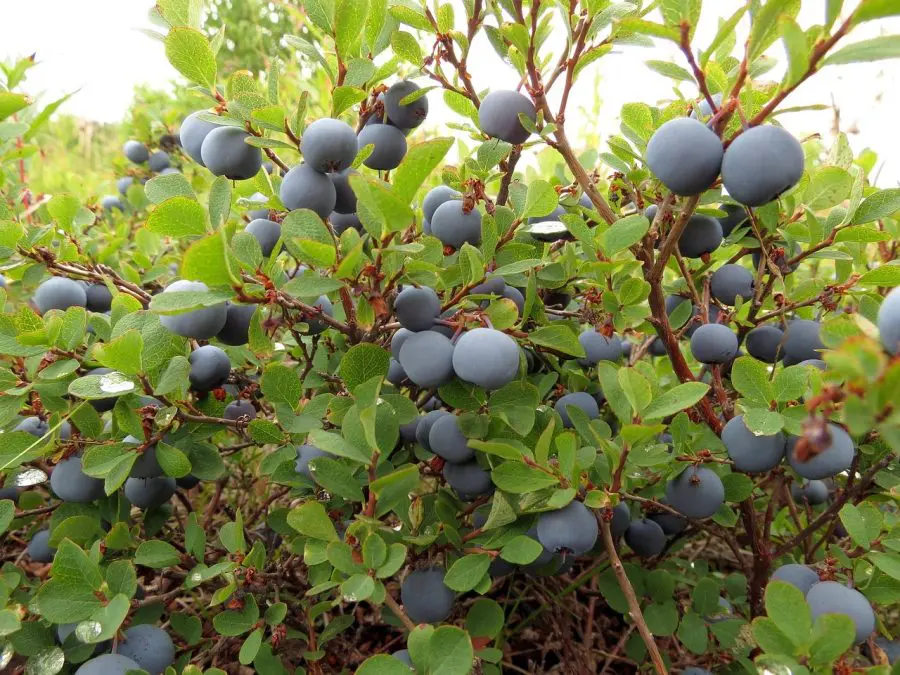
[681,669,713,675]
[0,486,20,503]
[554,392,600,428]
[423,185,461,222]
[157,279,228,339]
[873,637,900,665]
[782,319,824,363]
[176,475,201,489]
[115,624,175,675]
[478,90,536,145]
[416,410,450,452]
[690,323,739,364]
[189,345,231,392]
[791,479,829,505]
[295,444,330,477]
[387,358,408,386]
[470,276,506,298]
[722,125,805,207]
[14,416,49,437]
[384,81,429,129]
[330,212,363,235]
[148,150,171,173]
[649,499,687,536]
[678,215,723,258]
[786,424,854,479]
[200,126,262,180]
[430,199,482,249]
[398,331,455,388]
[305,295,334,334]
[770,563,819,595]
[578,330,623,366]
[27,528,55,562]
[690,92,723,120]
[245,218,282,257]
[357,124,407,170]
[392,649,414,667]
[710,264,755,305]
[806,581,874,644]
[877,286,900,354]
[216,303,256,346]
[394,286,441,332]
[125,476,176,509]
[117,176,135,196]
[33,277,87,314]
[452,328,520,390]
[391,328,413,358]
[280,163,337,218]
[745,324,785,363]
[50,457,105,503]
[502,285,525,315]
[610,502,632,538]
[428,414,476,463]
[443,460,493,500]
[646,118,724,196]
[401,568,455,624]
[722,415,785,473]
[717,203,748,236]
[399,417,420,444]
[536,501,598,555]
[123,140,149,164]
[159,167,180,175]
[75,654,142,675]
[101,195,125,212]
[124,436,163,479]
[180,111,221,166]
[85,284,113,313]
[330,169,358,214]
[300,118,358,173]
[224,399,256,421]
[665,466,724,519]
[624,518,667,557]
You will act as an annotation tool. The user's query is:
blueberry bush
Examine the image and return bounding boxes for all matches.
[1,1,900,674]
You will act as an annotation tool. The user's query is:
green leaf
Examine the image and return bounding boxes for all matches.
[68,371,137,400]
[332,86,367,117]
[134,540,182,568]
[824,35,900,66]
[749,0,800,61]
[855,0,900,23]
[743,409,784,435]
[645,60,694,82]
[214,595,259,636]
[0,499,14,536]
[393,138,454,204]
[444,554,490,592]
[852,187,900,224]
[603,215,649,255]
[808,613,856,669]
[165,27,218,90]
[731,356,774,404]
[870,552,900,582]
[391,30,422,64]
[341,573,375,601]
[261,363,302,407]
[239,627,264,665]
[154,355,190,396]
[528,324,586,358]
[617,367,652,415]
[428,625,473,675]
[182,231,240,287]
[339,344,390,390]
[335,0,368,57]
[287,501,338,541]
[839,503,870,548]
[642,382,710,421]
[0,92,32,122]
[805,167,852,210]
[780,16,808,86]
[500,535,543,564]
[751,616,796,654]
[149,288,232,315]
[522,180,558,219]
[309,456,365,501]
[465,598,505,639]
[765,580,811,647]
[491,462,558,493]
[92,329,143,375]
[356,655,415,674]
[145,173,195,204]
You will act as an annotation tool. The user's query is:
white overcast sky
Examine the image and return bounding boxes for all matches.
[1,0,898,185]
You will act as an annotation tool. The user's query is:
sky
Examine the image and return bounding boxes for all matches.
[1,0,899,185]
